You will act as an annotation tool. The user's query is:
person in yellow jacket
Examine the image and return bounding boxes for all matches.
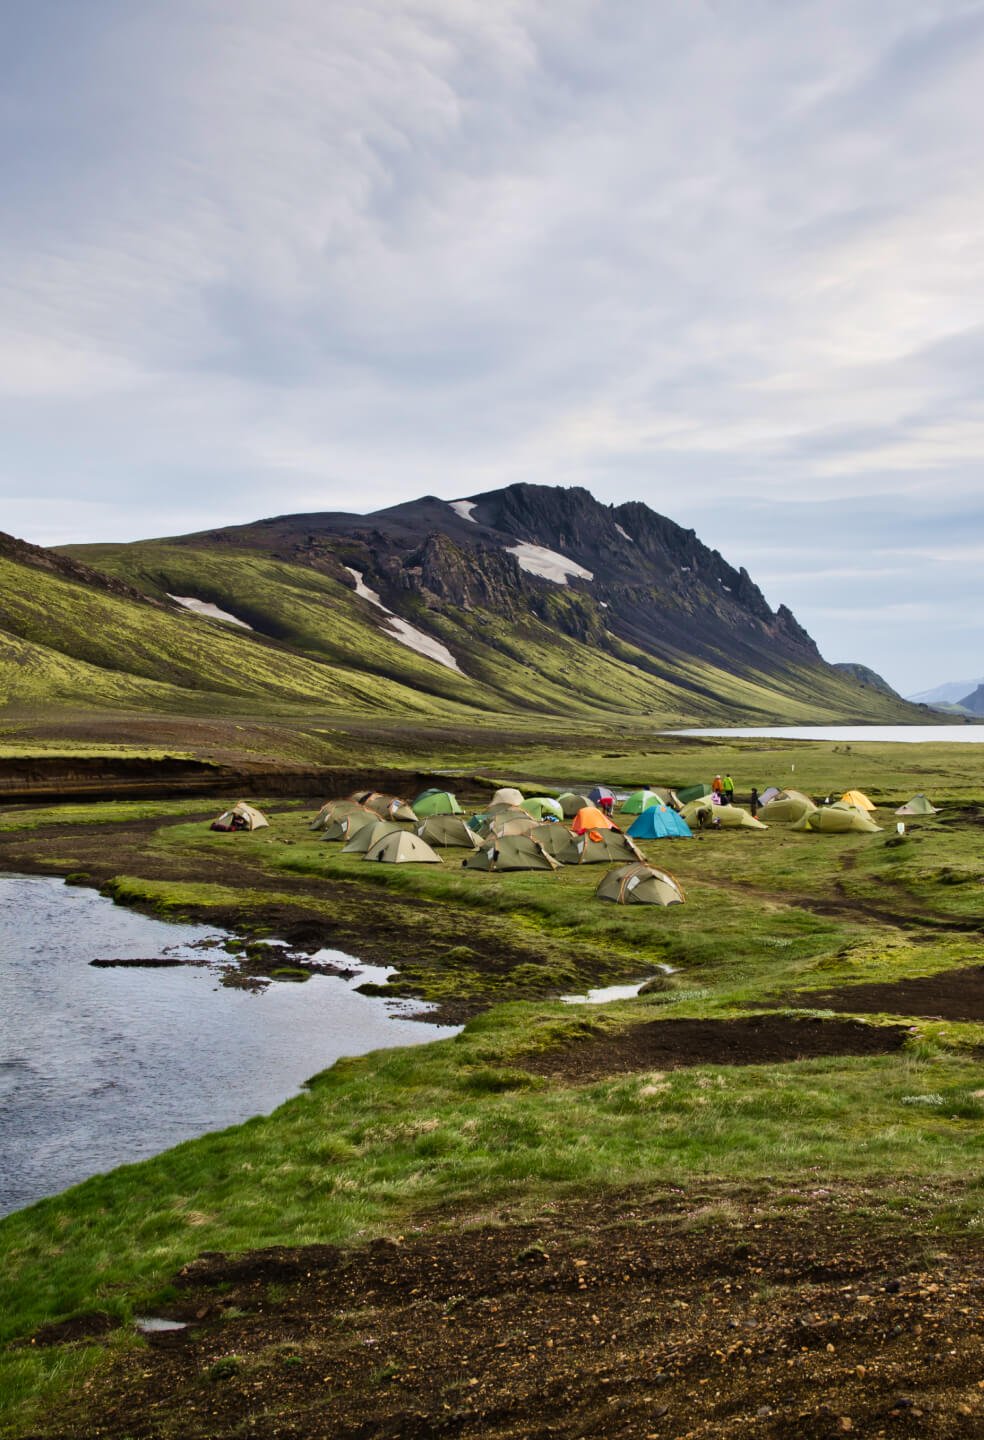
[722,775,735,805]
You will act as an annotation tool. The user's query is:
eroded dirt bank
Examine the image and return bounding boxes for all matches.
[31,1188,984,1440]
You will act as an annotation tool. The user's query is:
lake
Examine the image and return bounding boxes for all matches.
[0,874,456,1217]
[667,726,983,744]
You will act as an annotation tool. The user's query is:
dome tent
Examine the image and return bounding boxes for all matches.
[792,807,881,835]
[840,789,876,812]
[520,796,565,821]
[489,813,540,838]
[342,818,407,853]
[320,807,374,841]
[413,789,463,816]
[491,787,525,807]
[596,863,685,906]
[310,798,370,831]
[364,792,418,822]
[211,801,269,832]
[588,785,616,805]
[571,805,617,834]
[680,801,767,831]
[676,782,712,804]
[364,831,443,864]
[626,805,692,840]
[557,791,592,818]
[620,789,661,815]
[464,834,560,872]
[759,790,817,824]
[416,815,481,848]
[895,794,939,816]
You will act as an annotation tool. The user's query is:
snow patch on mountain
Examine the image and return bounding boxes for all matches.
[449,500,478,523]
[168,595,252,629]
[506,543,594,584]
[614,524,633,542]
[344,568,462,672]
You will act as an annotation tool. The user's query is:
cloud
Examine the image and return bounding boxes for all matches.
[1,1,982,690]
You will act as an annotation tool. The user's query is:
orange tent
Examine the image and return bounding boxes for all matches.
[571,805,617,834]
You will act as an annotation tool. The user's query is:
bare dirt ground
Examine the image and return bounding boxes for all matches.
[521,1016,911,1084]
[29,1188,984,1440]
[786,969,984,1024]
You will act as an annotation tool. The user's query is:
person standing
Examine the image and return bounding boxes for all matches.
[749,786,759,817]
[722,774,735,805]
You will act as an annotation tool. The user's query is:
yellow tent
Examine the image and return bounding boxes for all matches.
[840,789,876,812]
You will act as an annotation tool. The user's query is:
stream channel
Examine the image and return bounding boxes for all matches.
[0,873,456,1217]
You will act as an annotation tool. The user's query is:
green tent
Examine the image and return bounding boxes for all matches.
[520,796,565,821]
[416,815,480,848]
[792,806,881,835]
[413,789,463,816]
[464,834,560,872]
[895,794,939,816]
[530,824,581,862]
[595,863,684,906]
[528,824,644,865]
[680,801,767,831]
[557,791,591,818]
[364,831,443,864]
[620,789,661,815]
[677,782,712,804]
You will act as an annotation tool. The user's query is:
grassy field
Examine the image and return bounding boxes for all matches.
[0,734,982,1434]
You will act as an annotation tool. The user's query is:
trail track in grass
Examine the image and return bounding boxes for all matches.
[520,1015,909,1084]
[30,1188,984,1440]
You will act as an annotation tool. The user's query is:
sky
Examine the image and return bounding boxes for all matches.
[3,1,983,695]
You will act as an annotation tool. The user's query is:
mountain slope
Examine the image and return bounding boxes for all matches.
[2,484,936,724]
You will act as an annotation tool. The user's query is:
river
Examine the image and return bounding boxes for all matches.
[0,874,456,1217]
[667,726,983,744]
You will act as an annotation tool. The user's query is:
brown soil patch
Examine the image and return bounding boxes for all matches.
[787,966,984,1022]
[32,1189,984,1439]
[523,1016,908,1084]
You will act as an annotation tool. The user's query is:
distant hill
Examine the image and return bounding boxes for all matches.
[957,683,984,715]
[907,677,983,707]
[0,483,939,726]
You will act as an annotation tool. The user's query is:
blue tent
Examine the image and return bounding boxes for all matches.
[626,804,692,840]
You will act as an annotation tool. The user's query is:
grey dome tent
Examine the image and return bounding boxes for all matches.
[557,791,591,818]
[416,814,481,848]
[364,831,443,864]
[464,834,560,872]
[596,863,685,906]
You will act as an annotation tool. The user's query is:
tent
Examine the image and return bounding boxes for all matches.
[571,805,617,834]
[416,815,481,848]
[680,801,767,831]
[792,807,881,834]
[759,790,817,824]
[895,794,939,816]
[620,789,661,815]
[759,786,781,807]
[677,782,712,804]
[596,863,685,906]
[626,805,692,840]
[519,796,565,821]
[342,818,407,853]
[557,791,591,818]
[573,830,647,865]
[320,808,373,841]
[840,789,876,812]
[364,831,443,864]
[588,785,616,805]
[413,789,462,816]
[310,798,369,830]
[211,801,269,832]
[472,804,527,836]
[464,834,560,872]
[489,813,540,838]
[530,823,582,862]
[363,792,418,822]
[491,786,525,807]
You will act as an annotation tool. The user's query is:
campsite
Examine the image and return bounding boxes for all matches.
[1,723,983,1438]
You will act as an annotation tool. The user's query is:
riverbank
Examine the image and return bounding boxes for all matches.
[1,734,983,1437]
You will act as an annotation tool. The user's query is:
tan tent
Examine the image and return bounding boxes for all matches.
[895,794,939,817]
[530,823,582,863]
[489,813,540,838]
[759,790,817,824]
[680,801,767,831]
[310,798,369,831]
[211,801,269,832]
[320,807,374,841]
[416,815,481,848]
[364,831,443,864]
[491,786,525,807]
[464,834,560,872]
[840,789,876,812]
[363,792,418,822]
[472,804,528,836]
[575,830,646,864]
[342,818,407,853]
[793,806,881,835]
[596,863,685,906]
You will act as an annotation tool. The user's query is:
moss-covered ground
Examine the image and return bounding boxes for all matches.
[0,734,982,1434]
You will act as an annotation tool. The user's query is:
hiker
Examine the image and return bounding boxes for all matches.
[712,775,723,799]
[722,775,735,805]
[749,786,759,817]
[599,794,615,817]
